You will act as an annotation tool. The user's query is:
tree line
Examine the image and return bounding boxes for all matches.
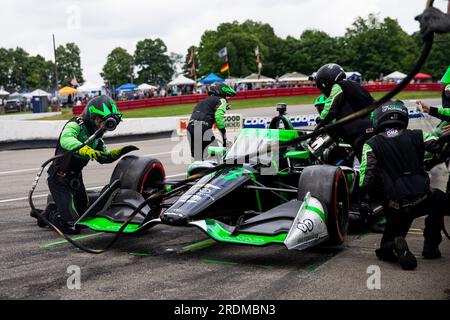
[0,43,84,92]
[1,14,448,93]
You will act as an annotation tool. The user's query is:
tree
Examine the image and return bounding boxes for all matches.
[134,38,173,86]
[197,21,279,78]
[9,47,30,91]
[0,48,12,90]
[25,55,54,91]
[344,15,418,80]
[56,42,84,87]
[101,47,134,88]
[412,31,450,80]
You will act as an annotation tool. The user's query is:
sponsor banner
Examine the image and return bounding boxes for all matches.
[177,114,243,136]
[178,108,430,135]
[243,107,430,130]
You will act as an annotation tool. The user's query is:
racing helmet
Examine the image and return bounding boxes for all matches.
[373,100,409,134]
[443,84,450,108]
[208,82,237,99]
[314,94,327,114]
[314,64,347,97]
[441,66,450,84]
[82,95,123,134]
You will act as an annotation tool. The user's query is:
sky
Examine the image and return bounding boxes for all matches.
[0,0,447,85]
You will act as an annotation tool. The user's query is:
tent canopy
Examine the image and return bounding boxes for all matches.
[31,89,51,97]
[383,71,407,81]
[0,89,9,96]
[78,82,102,93]
[138,83,157,91]
[59,87,78,95]
[414,73,432,80]
[279,72,309,82]
[199,73,225,84]
[239,73,276,83]
[116,83,138,93]
[168,75,196,86]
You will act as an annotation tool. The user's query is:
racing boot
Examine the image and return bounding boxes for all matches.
[47,211,81,235]
[376,242,398,263]
[422,244,442,259]
[393,237,417,271]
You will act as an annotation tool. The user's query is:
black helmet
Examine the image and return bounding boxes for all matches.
[208,82,237,98]
[373,100,409,133]
[314,64,346,96]
[82,95,122,134]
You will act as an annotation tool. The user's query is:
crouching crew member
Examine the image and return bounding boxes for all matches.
[359,101,446,270]
[187,82,236,161]
[39,95,139,234]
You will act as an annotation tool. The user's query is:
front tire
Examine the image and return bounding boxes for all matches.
[298,165,350,245]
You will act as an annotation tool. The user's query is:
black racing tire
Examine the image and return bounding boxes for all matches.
[110,156,166,194]
[298,165,350,245]
[110,156,166,218]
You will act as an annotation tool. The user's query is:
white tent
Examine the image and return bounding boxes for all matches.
[77,82,102,93]
[383,71,407,81]
[138,83,157,91]
[30,89,51,97]
[238,73,276,84]
[168,75,196,86]
[278,72,309,82]
[0,89,9,96]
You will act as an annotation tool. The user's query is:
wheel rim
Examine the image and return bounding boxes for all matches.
[333,171,349,241]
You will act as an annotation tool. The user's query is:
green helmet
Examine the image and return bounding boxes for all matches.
[314,95,327,114]
[208,82,237,98]
[83,95,122,134]
[441,66,450,84]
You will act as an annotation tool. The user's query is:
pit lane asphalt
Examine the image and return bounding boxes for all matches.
[0,101,449,300]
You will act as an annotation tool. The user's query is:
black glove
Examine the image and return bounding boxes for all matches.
[219,128,227,145]
[415,7,450,41]
[359,202,373,222]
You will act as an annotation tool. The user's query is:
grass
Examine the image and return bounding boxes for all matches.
[36,91,441,121]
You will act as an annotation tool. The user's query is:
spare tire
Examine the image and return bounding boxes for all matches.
[298,165,349,245]
[110,156,166,194]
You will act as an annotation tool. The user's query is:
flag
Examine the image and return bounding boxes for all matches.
[220,63,230,73]
[218,47,228,58]
[255,46,262,76]
[188,48,194,65]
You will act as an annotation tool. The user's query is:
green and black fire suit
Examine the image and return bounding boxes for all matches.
[47,118,113,228]
[360,128,446,254]
[316,80,375,160]
[425,84,450,191]
[187,95,228,161]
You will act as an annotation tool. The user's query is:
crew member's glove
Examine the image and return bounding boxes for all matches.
[219,128,227,145]
[359,202,373,222]
[78,145,102,161]
[415,7,450,40]
[98,145,140,164]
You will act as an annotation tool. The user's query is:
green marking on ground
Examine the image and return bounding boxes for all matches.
[304,255,335,273]
[39,233,104,249]
[357,232,370,239]
[202,259,273,270]
[129,251,152,257]
[183,239,217,252]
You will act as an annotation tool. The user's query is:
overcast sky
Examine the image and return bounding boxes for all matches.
[1,0,447,85]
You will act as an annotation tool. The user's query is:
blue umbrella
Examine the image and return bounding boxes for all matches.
[199,73,225,84]
[115,83,138,93]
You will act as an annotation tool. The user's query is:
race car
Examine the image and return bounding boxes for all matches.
[43,106,381,252]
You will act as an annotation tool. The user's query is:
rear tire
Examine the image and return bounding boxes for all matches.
[298,165,349,245]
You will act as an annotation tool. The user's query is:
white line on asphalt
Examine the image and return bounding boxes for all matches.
[0,152,174,176]
[0,168,40,175]
[0,173,186,204]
